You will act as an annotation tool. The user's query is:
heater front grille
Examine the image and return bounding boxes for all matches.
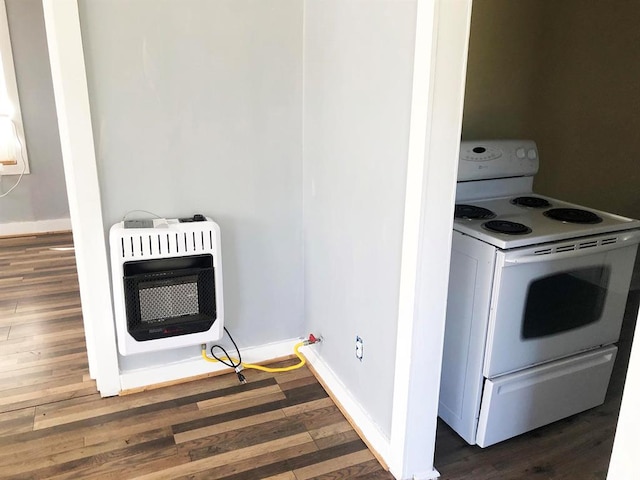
[122,257,217,341]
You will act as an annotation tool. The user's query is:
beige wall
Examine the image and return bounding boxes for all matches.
[463,0,640,219]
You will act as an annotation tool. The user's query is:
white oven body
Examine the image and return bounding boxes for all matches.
[439,229,640,447]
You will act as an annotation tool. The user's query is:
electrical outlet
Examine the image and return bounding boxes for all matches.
[355,336,363,361]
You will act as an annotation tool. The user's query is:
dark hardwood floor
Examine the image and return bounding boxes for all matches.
[0,233,394,480]
[434,287,640,479]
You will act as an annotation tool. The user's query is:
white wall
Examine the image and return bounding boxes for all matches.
[303,0,417,438]
[0,0,68,225]
[78,0,304,370]
[608,307,640,479]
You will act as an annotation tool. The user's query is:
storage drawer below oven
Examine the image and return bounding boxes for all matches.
[476,345,617,448]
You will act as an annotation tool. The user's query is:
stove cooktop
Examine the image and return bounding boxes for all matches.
[453,194,640,249]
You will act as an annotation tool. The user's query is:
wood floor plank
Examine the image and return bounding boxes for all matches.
[196,383,283,410]
[272,366,313,384]
[281,397,333,417]
[277,374,318,392]
[173,408,286,444]
[0,375,95,405]
[178,442,319,480]
[179,416,309,462]
[213,438,374,480]
[0,361,89,393]
[6,315,83,339]
[0,276,24,286]
[0,427,174,477]
[261,472,297,480]
[84,402,200,447]
[0,380,97,415]
[0,406,34,437]
[293,449,376,480]
[0,432,86,468]
[0,342,87,366]
[291,406,347,432]
[132,432,315,480]
[26,437,179,480]
[0,299,17,315]
[0,351,88,375]
[173,392,287,433]
[308,419,352,440]
[0,337,86,364]
[0,307,83,328]
[14,294,80,313]
[0,282,80,301]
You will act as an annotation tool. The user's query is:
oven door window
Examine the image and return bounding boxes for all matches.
[523,266,611,338]
[483,243,637,378]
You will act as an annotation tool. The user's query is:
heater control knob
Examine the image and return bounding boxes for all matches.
[193,214,206,222]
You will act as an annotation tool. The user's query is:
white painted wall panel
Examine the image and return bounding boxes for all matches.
[303,0,416,437]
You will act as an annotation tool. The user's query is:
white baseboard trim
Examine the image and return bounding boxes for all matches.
[0,217,72,236]
[301,346,392,472]
[411,469,440,480]
[119,337,301,392]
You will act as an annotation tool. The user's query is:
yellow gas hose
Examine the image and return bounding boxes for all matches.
[201,341,306,372]
[201,337,318,375]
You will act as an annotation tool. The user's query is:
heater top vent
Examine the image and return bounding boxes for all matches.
[110,218,221,261]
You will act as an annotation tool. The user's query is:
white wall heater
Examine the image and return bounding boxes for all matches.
[109,217,224,356]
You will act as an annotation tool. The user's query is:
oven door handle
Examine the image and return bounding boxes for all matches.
[503,231,640,264]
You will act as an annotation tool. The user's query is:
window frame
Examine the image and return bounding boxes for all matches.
[0,0,30,175]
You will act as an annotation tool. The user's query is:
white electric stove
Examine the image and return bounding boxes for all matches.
[439,140,640,447]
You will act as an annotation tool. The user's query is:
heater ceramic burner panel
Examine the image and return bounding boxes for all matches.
[511,196,551,208]
[110,218,224,356]
[544,208,603,224]
[455,204,496,220]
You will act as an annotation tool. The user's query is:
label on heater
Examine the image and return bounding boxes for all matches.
[124,219,154,229]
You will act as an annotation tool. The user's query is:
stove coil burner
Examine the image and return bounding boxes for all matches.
[455,204,496,220]
[544,208,603,224]
[482,220,532,235]
[511,196,551,208]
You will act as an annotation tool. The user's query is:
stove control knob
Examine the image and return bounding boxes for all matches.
[516,148,526,159]
[527,149,537,159]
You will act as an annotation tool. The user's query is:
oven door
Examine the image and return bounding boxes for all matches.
[483,230,640,378]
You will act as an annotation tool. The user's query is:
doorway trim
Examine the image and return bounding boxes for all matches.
[389,0,473,478]
[42,0,120,396]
